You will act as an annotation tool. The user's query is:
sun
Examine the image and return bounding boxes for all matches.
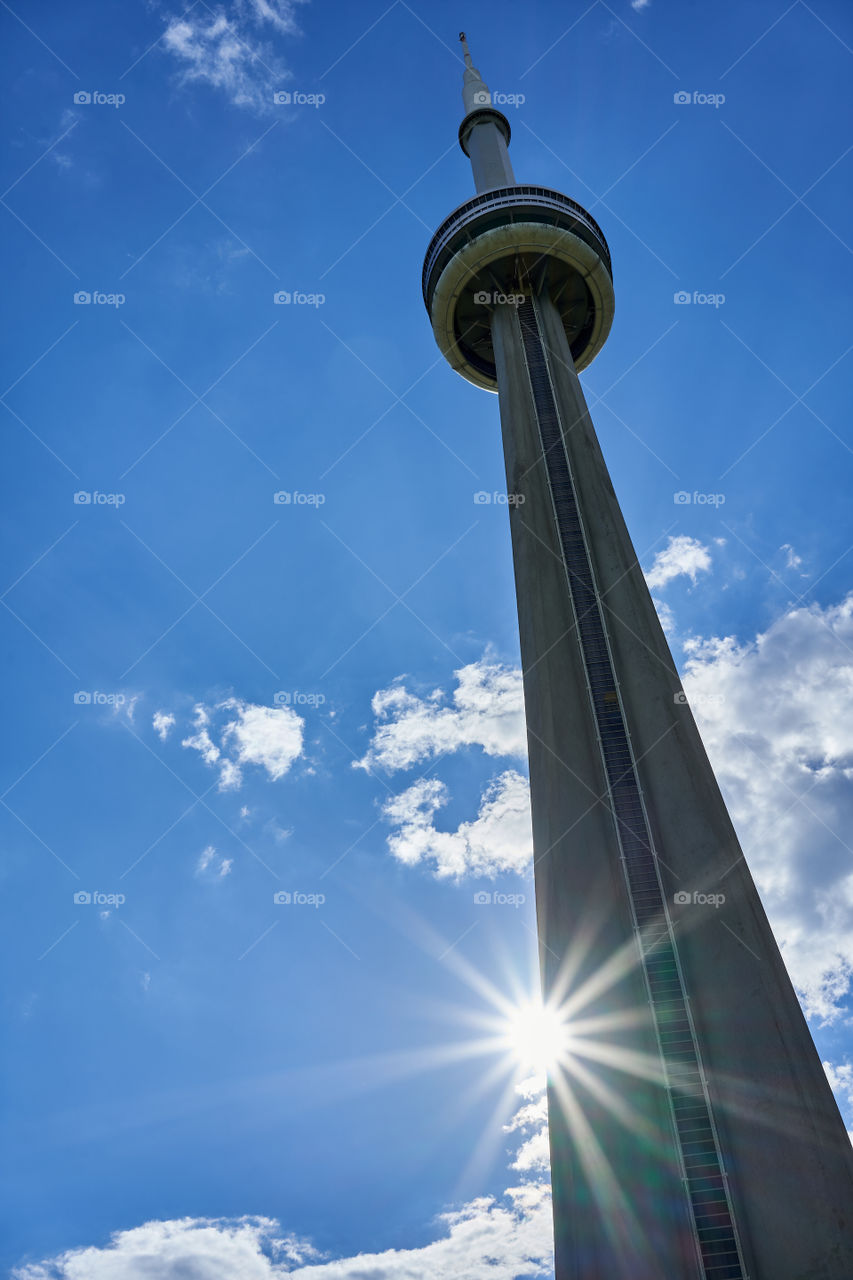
[504,998,572,1074]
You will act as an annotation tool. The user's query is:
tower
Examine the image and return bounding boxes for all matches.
[423,35,853,1279]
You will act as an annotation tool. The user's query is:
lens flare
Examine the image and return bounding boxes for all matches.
[504,998,571,1073]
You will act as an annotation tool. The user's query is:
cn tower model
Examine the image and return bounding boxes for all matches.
[423,35,853,1280]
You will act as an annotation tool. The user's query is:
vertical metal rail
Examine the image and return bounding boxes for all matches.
[514,294,747,1280]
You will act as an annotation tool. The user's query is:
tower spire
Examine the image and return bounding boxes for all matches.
[459,30,491,113]
[456,32,514,193]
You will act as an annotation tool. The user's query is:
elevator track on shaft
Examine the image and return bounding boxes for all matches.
[514,295,747,1280]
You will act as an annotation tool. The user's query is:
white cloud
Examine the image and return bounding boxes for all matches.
[824,1060,853,1112]
[823,1061,853,1139]
[510,1128,551,1173]
[359,658,530,878]
[504,1079,550,1173]
[220,698,304,781]
[682,593,853,1021]
[12,1199,553,1280]
[504,1095,548,1134]
[160,1,306,113]
[515,1072,547,1100]
[366,590,853,1024]
[631,0,651,10]
[241,0,303,32]
[652,596,675,636]
[383,771,533,880]
[781,543,806,573]
[153,711,176,741]
[644,535,712,591]
[357,658,526,773]
[196,845,215,873]
[179,698,305,791]
[218,758,243,791]
[195,845,232,878]
[12,1083,553,1279]
[182,704,220,765]
[12,1215,320,1279]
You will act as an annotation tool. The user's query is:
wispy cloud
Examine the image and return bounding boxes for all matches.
[195,844,232,877]
[781,542,807,574]
[160,1,308,113]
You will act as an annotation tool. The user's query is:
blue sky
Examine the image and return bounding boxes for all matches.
[2,0,852,1274]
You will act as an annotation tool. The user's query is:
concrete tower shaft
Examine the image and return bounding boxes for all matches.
[423,35,853,1280]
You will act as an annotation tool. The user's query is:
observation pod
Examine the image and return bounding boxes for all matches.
[423,180,615,390]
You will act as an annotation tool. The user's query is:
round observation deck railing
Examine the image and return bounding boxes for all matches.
[423,185,611,314]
